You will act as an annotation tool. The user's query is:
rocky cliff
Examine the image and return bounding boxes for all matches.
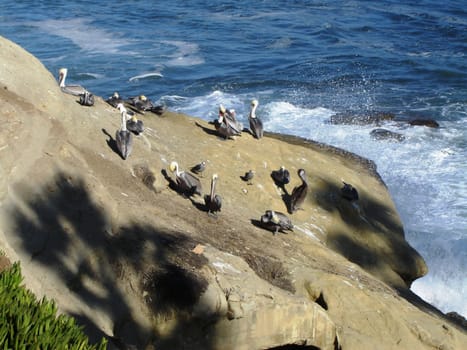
[0,35,465,349]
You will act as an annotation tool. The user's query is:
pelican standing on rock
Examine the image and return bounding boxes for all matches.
[58,68,89,96]
[219,104,243,132]
[169,161,203,196]
[117,103,144,135]
[204,173,222,216]
[215,114,242,139]
[249,99,264,139]
[289,169,308,213]
[115,103,133,160]
[260,210,293,235]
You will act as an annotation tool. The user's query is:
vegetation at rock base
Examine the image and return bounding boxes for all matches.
[0,262,107,349]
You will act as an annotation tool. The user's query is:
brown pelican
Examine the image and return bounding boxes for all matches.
[341,182,359,201]
[215,114,242,139]
[289,169,308,213]
[241,170,255,185]
[126,115,144,135]
[271,166,290,188]
[117,103,143,135]
[58,68,89,96]
[249,99,264,139]
[115,104,133,160]
[260,210,293,235]
[106,92,123,108]
[169,161,202,196]
[126,95,165,114]
[204,173,222,216]
[191,161,206,176]
[219,104,243,132]
[127,95,154,112]
[79,91,94,106]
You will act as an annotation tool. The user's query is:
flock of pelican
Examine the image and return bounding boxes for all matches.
[57,68,359,231]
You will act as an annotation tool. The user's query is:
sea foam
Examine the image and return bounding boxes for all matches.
[33,18,131,54]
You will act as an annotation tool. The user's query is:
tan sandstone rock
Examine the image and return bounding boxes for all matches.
[0,35,465,349]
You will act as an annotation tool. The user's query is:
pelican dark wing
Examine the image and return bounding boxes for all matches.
[219,105,243,132]
[260,210,293,234]
[204,174,222,216]
[126,116,144,135]
[116,129,133,159]
[289,169,308,213]
[215,115,242,139]
[170,161,202,196]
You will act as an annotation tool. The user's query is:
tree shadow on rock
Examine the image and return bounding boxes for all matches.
[6,170,219,349]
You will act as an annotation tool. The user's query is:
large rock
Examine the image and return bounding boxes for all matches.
[1,35,466,349]
[150,245,338,349]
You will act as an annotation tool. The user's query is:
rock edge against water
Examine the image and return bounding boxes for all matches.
[0,35,465,349]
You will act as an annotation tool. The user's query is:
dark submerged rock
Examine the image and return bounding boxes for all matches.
[408,119,440,128]
[329,111,395,126]
[370,128,405,142]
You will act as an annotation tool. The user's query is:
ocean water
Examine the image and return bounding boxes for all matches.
[1,1,465,317]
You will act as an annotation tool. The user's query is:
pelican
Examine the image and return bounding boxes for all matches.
[241,170,255,185]
[215,114,242,139]
[204,173,222,216]
[58,68,89,96]
[249,99,264,139]
[127,95,153,111]
[106,92,123,108]
[191,161,207,176]
[126,115,144,135]
[271,166,290,188]
[79,91,94,106]
[289,169,308,213]
[169,161,202,196]
[116,103,143,134]
[127,95,166,115]
[219,104,243,132]
[341,182,359,201]
[260,210,293,235]
[115,104,133,160]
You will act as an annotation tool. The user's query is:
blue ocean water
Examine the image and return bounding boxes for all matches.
[1,1,465,317]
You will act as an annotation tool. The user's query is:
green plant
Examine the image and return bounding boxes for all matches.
[0,262,107,349]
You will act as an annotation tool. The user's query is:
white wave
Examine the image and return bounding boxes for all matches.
[161,40,205,67]
[129,72,163,82]
[268,37,293,49]
[32,18,131,54]
[171,90,246,119]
